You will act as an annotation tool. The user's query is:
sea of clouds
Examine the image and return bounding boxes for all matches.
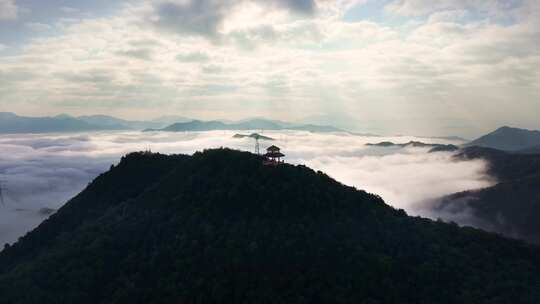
[0,130,493,245]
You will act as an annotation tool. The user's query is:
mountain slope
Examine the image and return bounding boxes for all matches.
[436,175,540,243]
[518,144,540,155]
[456,146,540,182]
[1,149,540,303]
[466,126,540,151]
[435,147,540,243]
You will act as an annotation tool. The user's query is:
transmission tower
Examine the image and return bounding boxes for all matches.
[254,137,260,155]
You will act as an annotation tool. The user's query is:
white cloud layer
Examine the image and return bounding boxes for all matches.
[0,0,17,20]
[385,0,519,17]
[0,130,492,245]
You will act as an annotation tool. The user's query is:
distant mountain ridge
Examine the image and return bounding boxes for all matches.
[145,118,344,133]
[0,112,115,134]
[0,112,173,133]
[0,113,344,134]
[77,115,165,130]
[466,126,540,152]
[366,141,459,153]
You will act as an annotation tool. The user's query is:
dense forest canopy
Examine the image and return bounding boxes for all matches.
[1,149,540,303]
[434,147,540,243]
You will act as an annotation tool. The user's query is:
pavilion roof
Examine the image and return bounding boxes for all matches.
[265,152,285,158]
[267,145,280,152]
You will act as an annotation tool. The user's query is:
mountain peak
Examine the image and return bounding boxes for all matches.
[467,126,540,151]
[53,113,75,119]
[493,125,521,133]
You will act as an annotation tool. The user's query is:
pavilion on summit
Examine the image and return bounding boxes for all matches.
[263,145,285,165]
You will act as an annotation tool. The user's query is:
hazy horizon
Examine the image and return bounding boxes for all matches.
[2,110,538,139]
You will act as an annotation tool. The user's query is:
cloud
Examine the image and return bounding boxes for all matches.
[25,22,53,32]
[116,48,154,60]
[176,51,210,62]
[385,0,519,17]
[60,6,80,14]
[54,70,116,85]
[0,130,491,245]
[151,0,227,38]
[148,0,317,38]
[0,0,539,136]
[0,0,17,20]
[275,0,316,14]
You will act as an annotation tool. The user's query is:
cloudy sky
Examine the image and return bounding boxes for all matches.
[0,0,538,137]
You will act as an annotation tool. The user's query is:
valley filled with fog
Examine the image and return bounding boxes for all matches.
[0,131,493,245]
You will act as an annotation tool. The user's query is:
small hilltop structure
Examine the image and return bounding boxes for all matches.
[231,131,285,164]
[233,132,274,155]
[263,145,285,165]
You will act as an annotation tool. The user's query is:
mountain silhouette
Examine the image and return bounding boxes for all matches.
[77,115,166,130]
[0,112,116,133]
[0,112,172,133]
[466,126,540,151]
[1,149,540,303]
[436,146,540,243]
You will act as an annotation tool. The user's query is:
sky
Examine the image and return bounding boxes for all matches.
[0,130,491,244]
[0,0,539,137]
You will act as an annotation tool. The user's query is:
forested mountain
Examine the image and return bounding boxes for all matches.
[456,146,540,182]
[436,175,540,243]
[466,126,540,151]
[435,147,540,243]
[1,149,540,303]
[518,145,540,155]
[145,119,343,133]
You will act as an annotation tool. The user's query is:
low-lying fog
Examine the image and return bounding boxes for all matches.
[0,131,493,245]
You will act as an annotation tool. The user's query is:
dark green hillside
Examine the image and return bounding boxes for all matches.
[437,175,540,243]
[456,146,540,182]
[437,147,540,243]
[1,149,540,304]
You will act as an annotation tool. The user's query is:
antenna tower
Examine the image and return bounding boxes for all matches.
[255,137,260,155]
